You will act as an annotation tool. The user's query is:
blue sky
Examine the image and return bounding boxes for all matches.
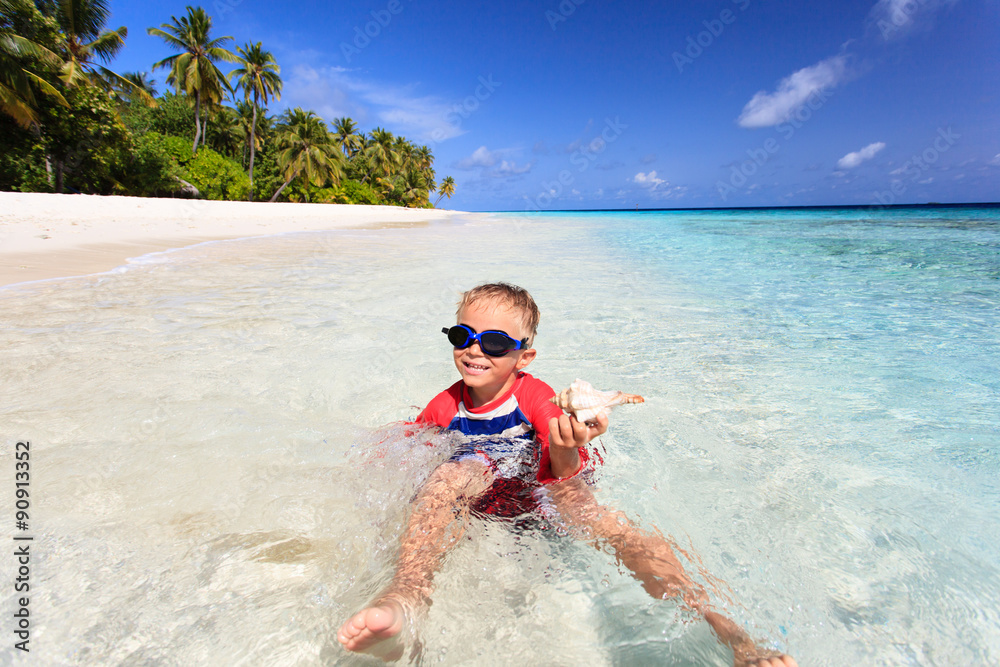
[107,0,999,211]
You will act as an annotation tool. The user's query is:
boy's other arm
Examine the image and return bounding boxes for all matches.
[547,412,608,479]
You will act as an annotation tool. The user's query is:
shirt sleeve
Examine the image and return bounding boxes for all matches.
[518,375,592,484]
[415,381,464,428]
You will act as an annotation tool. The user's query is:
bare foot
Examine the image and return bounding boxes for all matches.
[735,652,798,667]
[337,598,406,661]
[704,611,797,667]
[729,634,798,667]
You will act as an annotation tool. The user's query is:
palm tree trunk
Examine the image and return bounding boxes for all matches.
[54,159,64,194]
[248,103,257,202]
[192,92,201,155]
[269,171,297,203]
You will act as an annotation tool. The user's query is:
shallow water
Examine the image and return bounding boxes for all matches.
[1,206,998,665]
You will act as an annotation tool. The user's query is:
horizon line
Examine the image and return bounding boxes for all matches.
[484,201,1000,214]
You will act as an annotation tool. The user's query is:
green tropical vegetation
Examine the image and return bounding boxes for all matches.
[0,1,455,207]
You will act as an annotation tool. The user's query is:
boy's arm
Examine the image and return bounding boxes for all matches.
[547,412,608,479]
[415,381,465,428]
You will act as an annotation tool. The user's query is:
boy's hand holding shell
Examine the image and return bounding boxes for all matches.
[549,379,644,426]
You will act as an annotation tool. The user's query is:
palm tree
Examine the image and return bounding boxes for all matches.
[269,108,344,202]
[229,41,280,201]
[398,167,429,207]
[122,71,155,95]
[393,134,412,169]
[414,145,433,171]
[364,127,399,187]
[45,0,153,105]
[118,70,155,104]
[332,116,361,157]
[0,0,67,127]
[415,144,435,192]
[233,98,256,160]
[435,176,455,207]
[202,103,241,156]
[148,6,237,154]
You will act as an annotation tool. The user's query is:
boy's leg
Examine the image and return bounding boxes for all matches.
[545,477,797,667]
[338,458,494,658]
[543,476,706,606]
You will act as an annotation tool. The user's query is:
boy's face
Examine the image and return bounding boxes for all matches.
[453,300,536,407]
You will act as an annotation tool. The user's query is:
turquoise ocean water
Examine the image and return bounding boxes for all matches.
[1,205,998,665]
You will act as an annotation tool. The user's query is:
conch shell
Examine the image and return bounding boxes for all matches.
[549,379,644,425]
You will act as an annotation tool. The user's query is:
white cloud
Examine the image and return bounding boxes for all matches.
[495,160,532,176]
[737,55,848,128]
[281,64,465,142]
[837,142,886,169]
[633,171,666,189]
[633,171,687,200]
[457,146,500,169]
[868,0,958,40]
[990,153,1000,166]
[282,64,366,124]
[456,147,532,178]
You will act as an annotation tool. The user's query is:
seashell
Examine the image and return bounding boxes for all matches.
[549,379,645,425]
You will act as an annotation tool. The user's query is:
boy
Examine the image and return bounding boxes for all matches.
[338,283,796,667]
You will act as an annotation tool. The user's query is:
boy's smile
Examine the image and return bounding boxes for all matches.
[453,301,536,407]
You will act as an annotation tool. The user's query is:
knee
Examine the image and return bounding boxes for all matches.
[432,459,493,492]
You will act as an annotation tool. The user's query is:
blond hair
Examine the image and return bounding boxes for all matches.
[457,282,540,342]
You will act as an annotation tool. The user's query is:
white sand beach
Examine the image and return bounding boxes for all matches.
[0,192,466,287]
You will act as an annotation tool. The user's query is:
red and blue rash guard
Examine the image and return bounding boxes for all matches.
[416,372,591,487]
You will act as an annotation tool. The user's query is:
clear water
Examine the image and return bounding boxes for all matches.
[1,206,998,665]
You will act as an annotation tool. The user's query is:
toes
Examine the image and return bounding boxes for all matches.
[753,657,797,667]
[337,602,407,655]
[337,609,376,646]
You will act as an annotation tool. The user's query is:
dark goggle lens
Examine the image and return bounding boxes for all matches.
[479,332,517,355]
[446,326,472,347]
[443,326,522,356]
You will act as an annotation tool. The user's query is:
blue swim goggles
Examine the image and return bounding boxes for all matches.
[442,325,528,357]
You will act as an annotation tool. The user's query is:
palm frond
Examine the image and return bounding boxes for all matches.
[98,65,155,106]
[88,24,125,62]
[0,80,38,127]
